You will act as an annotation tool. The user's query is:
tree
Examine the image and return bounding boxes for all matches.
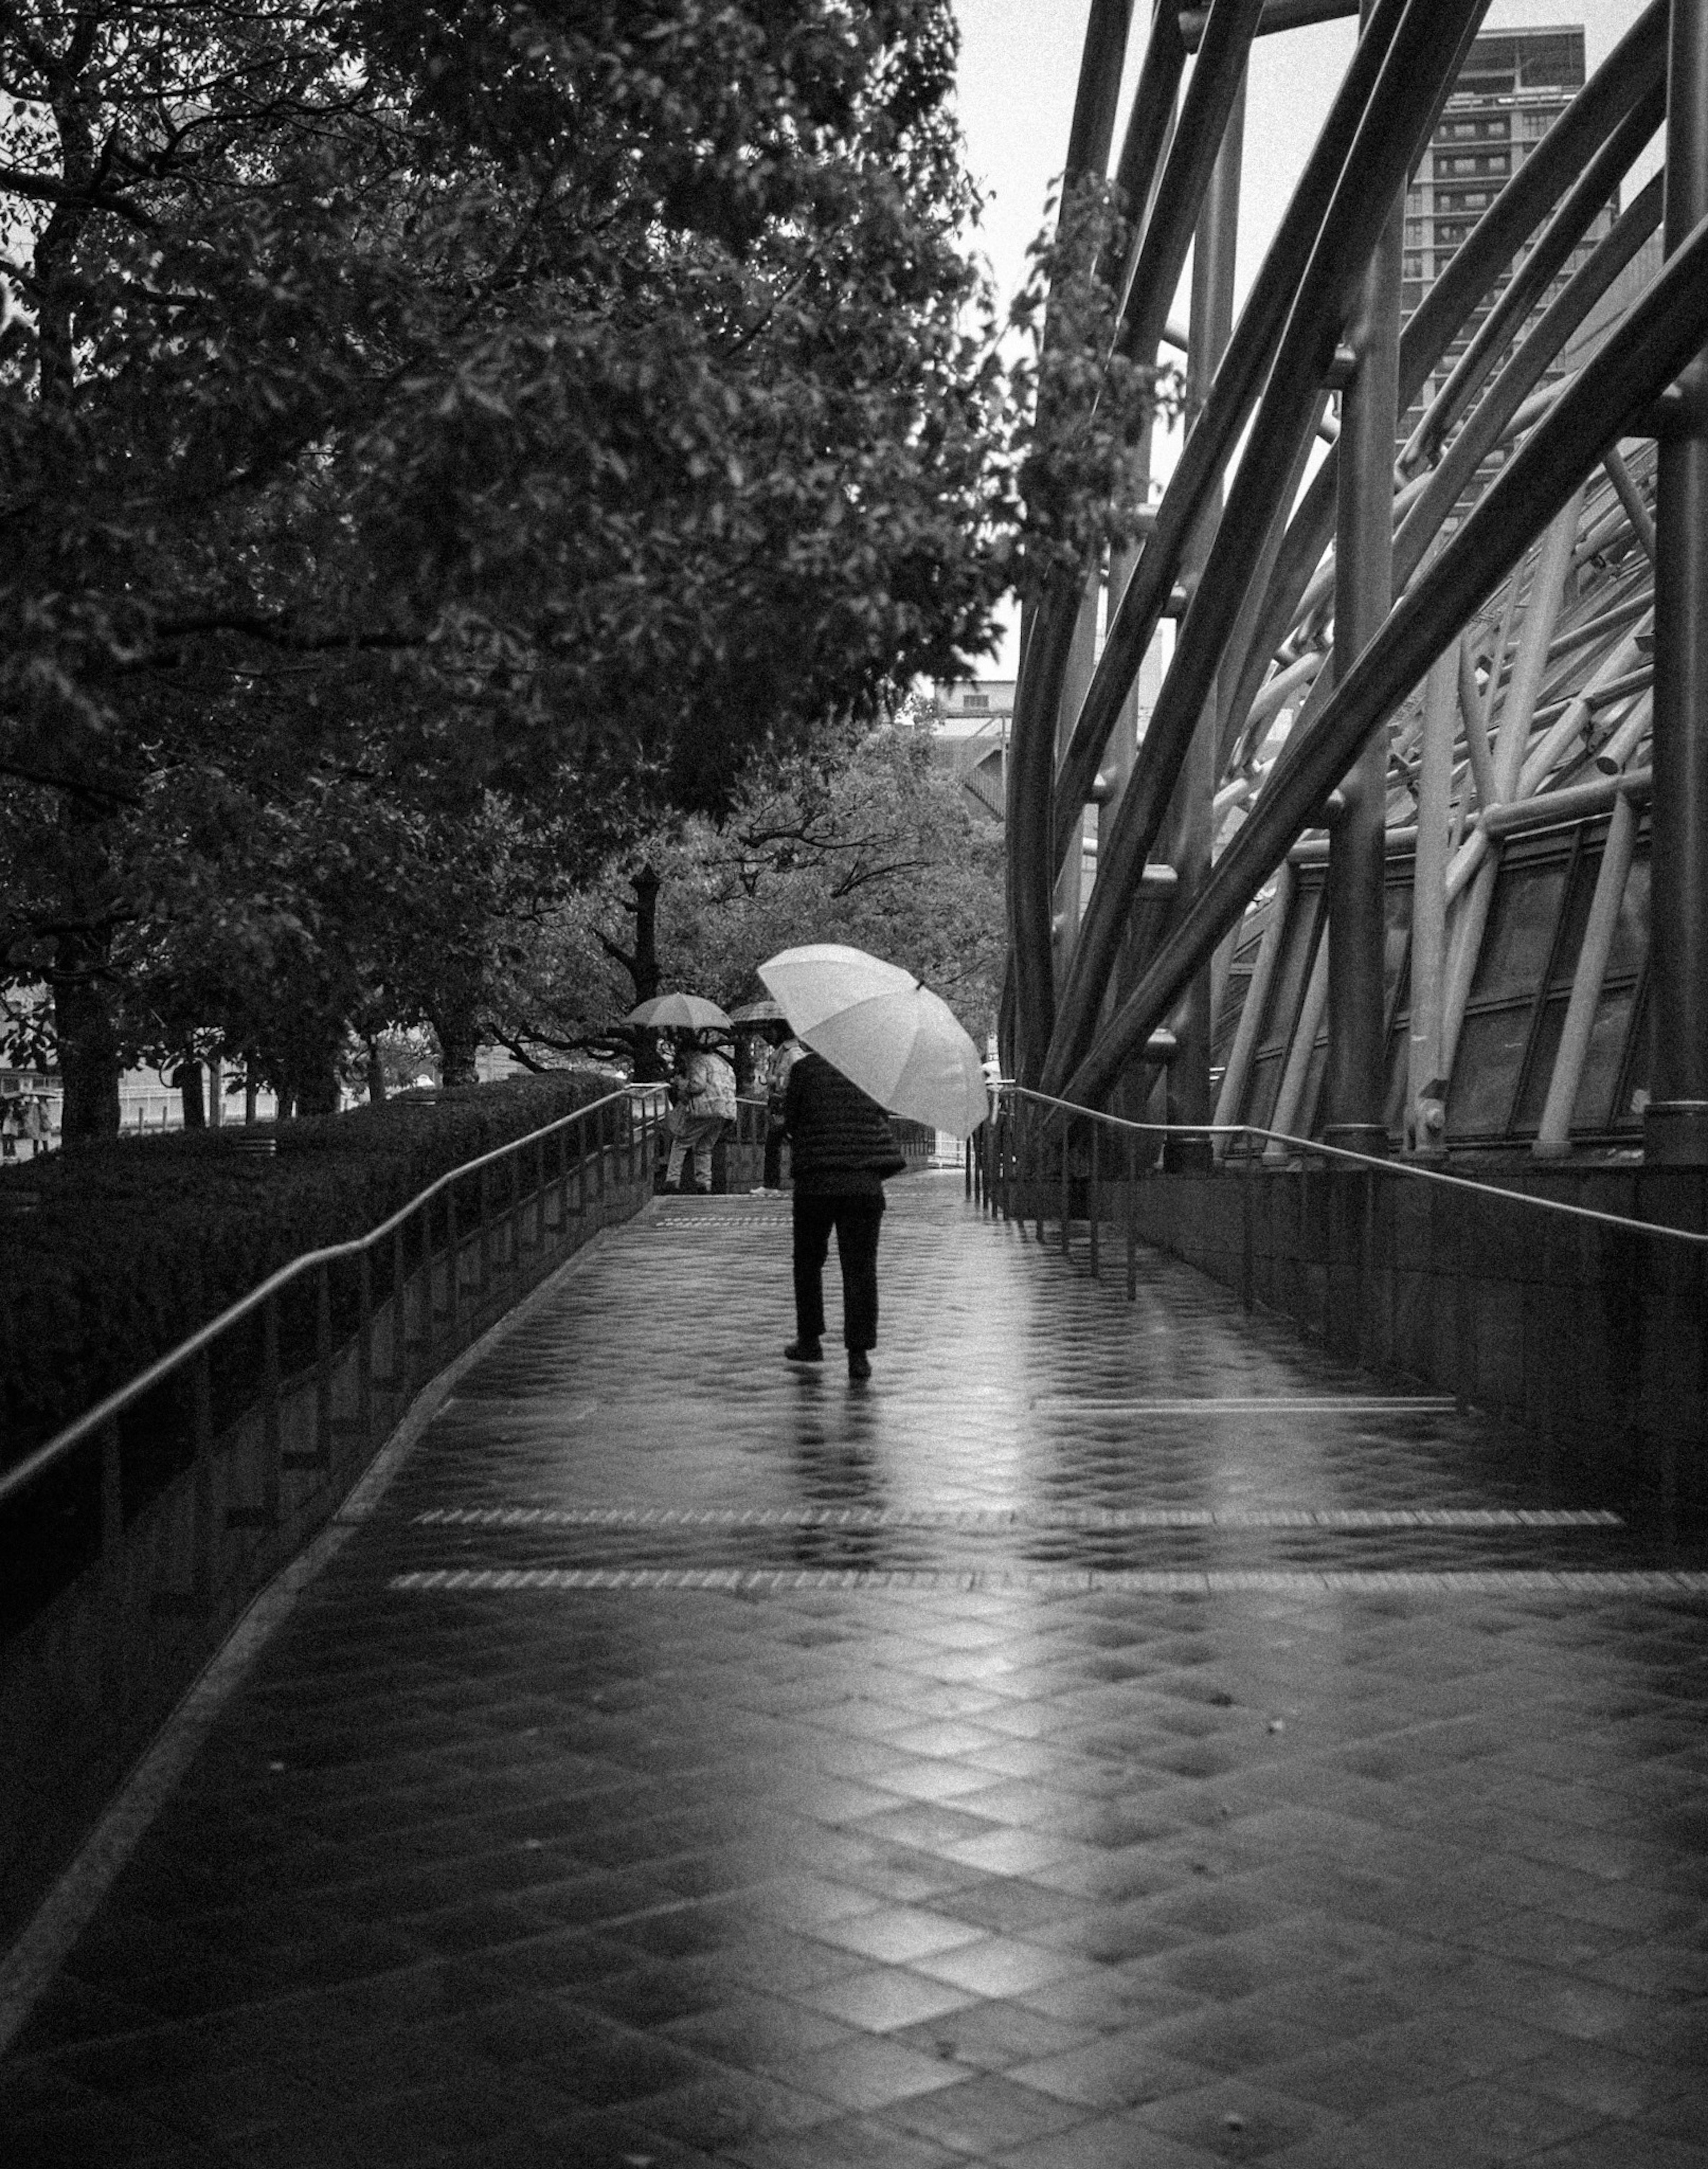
[492,726,1005,1067]
[0,0,1017,1133]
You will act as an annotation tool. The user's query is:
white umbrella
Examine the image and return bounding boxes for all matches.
[623,993,733,1032]
[758,943,989,1137]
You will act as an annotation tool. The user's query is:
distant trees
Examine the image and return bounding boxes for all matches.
[0,0,1016,1132]
[491,726,1005,1067]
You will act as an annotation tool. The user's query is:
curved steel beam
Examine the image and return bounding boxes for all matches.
[1112,0,1270,372]
[1052,0,1412,871]
[1008,0,1263,1081]
[1213,0,1667,777]
[1003,0,1144,1082]
[1404,82,1665,474]
[1393,174,1665,589]
[1059,209,1708,1110]
[1040,0,1487,1096]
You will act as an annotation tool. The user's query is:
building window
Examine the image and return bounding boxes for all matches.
[963,693,989,710]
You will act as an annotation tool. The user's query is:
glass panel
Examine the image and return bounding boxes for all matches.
[1612,983,1650,1128]
[1446,1005,1533,1137]
[1548,845,1598,995]
[1512,996,1567,1132]
[1572,987,1637,1134]
[1469,859,1567,1005]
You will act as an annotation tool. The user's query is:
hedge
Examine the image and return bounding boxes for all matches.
[0,1070,618,1473]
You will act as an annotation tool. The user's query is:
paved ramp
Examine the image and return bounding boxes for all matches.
[4,1173,1707,2166]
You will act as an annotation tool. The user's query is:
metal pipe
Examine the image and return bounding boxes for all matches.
[1054,572,1100,975]
[1325,0,1401,1157]
[1645,0,1708,1164]
[1494,495,1584,802]
[1402,84,1667,474]
[1045,0,1488,1096]
[1439,852,1498,1086]
[1520,616,1652,794]
[1217,4,1668,771]
[1593,688,1654,777]
[1409,649,1457,1158]
[1164,65,1246,1164]
[1179,0,1359,44]
[1262,937,1330,1161]
[1058,206,1708,1109]
[1534,791,1640,1157]
[1456,639,1500,811]
[1602,444,1658,562]
[1055,0,1414,862]
[1213,860,1296,1147]
[1393,178,1665,590]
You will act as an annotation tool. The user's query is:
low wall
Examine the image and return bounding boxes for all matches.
[1115,1160,1707,1506]
[0,1141,654,1948]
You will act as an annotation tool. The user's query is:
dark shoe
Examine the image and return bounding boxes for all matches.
[784,1340,824,1364]
[848,1351,871,1382]
[693,1184,712,1196]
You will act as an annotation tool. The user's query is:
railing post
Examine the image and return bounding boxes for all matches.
[1241,1156,1255,1313]
[100,1417,125,1716]
[356,1247,374,1440]
[477,1163,492,1303]
[261,1295,282,1522]
[190,1346,215,1608]
[391,1224,409,1383]
[595,1102,608,1204]
[1088,1124,1100,1278]
[1126,1131,1138,1302]
[315,1262,334,1467]
[445,1188,461,1333]
[1060,1115,1072,1258]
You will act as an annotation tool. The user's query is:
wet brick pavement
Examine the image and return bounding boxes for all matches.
[5,1171,1708,2167]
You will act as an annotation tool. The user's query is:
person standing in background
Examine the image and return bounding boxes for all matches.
[664,1032,736,1194]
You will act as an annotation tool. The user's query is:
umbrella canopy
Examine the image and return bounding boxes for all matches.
[729,998,786,1025]
[758,943,989,1137]
[623,992,733,1032]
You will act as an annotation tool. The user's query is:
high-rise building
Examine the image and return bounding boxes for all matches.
[1400,26,1614,499]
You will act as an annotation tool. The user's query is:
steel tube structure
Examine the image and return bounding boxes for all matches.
[1043,0,1491,1096]
[1002,0,1699,1176]
[1324,0,1401,1153]
[1646,0,1708,1164]
[1060,208,1708,1109]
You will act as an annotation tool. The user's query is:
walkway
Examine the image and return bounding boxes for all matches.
[4,1173,1708,2168]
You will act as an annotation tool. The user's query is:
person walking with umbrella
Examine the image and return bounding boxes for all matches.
[758,943,991,1383]
[780,1050,905,1382]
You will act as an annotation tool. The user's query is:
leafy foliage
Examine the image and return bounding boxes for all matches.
[0,0,1017,1126]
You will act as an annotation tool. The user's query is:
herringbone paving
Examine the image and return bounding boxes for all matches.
[4,1173,1708,2166]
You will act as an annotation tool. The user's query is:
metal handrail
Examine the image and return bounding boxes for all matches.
[0,1086,646,1511]
[995,1083,1708,1249]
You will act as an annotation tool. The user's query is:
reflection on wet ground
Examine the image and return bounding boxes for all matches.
[4,1173,1707,2167]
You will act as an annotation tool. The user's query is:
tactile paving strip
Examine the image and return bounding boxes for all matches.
[411,1504,1624,1530]
[388,1564,1708,1593]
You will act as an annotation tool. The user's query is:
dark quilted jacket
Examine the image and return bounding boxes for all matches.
[782,1053,905,1179]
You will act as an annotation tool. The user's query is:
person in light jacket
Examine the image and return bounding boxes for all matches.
[781,1051,904,1382]
[664,1035,736,1194]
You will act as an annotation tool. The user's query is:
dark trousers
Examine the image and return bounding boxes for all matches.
[793,1193,883,1351]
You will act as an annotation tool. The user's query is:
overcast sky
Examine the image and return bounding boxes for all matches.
[950,3,1657,673]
